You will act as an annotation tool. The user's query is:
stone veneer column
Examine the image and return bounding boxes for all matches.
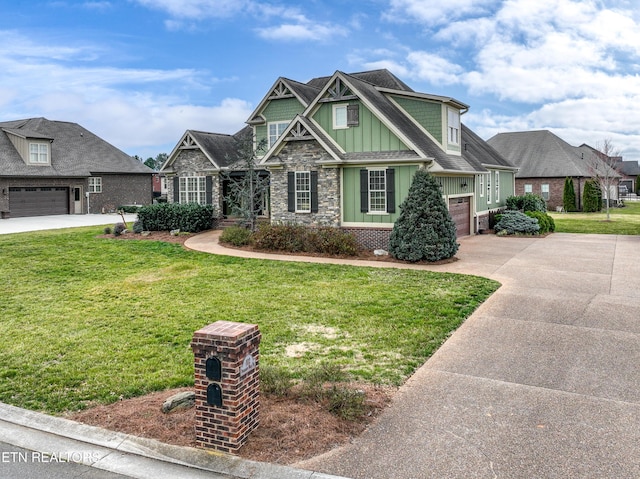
[191,321,261,452]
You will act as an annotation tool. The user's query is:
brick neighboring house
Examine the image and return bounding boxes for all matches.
[488,130,621,211]
[0,118,154,218]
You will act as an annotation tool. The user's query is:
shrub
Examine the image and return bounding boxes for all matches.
[525,211,555,234]
[219,225,253,247]
[103,226,112,235]
[113,223,127,236]
[251,224,358,256]
[260,365,294,397]
[562,177,577,212]
[506,193,547,212]
[136,203,217,233]
[583,180,602,212]
[389,170,458,262]
[132,220,144,234]
[494,210,540,235]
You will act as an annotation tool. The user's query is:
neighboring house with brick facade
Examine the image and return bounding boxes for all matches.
[0,118,154,218]
[488,130,621,211]
[162,69,517,249]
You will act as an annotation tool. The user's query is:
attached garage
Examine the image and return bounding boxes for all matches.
[9,187,69,217]
[449,196,471,237]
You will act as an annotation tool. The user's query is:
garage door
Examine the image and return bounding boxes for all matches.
[9,187,69,217]
[449,196,471,237]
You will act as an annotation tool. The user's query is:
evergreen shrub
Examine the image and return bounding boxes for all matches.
[388,170,458,262]
[494,211,540,235]
[525,211,555,234]
[505,193,547,212]
[562,177,577,212]
[583,180,602,213]
[219,225,253,247]
[137,203,216,232]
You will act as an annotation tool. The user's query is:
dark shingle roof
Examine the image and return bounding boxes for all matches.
[187,130,242,169]
[307,69,414,92]
[487,130,618,178]
[0,118,152,177]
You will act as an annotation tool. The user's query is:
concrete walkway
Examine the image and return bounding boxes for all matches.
[186,232,640,478]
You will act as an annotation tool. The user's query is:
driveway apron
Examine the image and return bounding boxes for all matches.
[280,233,640,479]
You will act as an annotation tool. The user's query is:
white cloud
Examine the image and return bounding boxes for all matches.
[385,0,495,24]
[256,21,347,41]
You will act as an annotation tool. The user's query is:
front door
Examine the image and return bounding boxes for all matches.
[73,187,83,214]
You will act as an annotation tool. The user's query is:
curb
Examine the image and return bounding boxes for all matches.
[0,402,348,479]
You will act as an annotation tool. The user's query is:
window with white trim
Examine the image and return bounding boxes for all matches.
[268,121,289,148]
[333,104,348,129]
[479,174,484,197]
[179,175,206,204]
[447,108,460,145]
[541,184,550,201]
[369,169,387,213]
[88,177,102,193]
[295,171,311,212]
[29,143,49,164]
[524,184,532,193]
[495,171,500,202]
[486,173,492,204]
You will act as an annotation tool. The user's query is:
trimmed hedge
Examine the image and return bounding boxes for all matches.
[250,223,359,256]
[137,203,217,233]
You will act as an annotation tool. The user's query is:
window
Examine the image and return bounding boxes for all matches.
[368,170,387,213]
[541,184,550,201]
[360,169,395,214]
[495,171,500,202]
[524,184,532,193]
[486,173,492,204]
[479,174,484,197]
[179,175,206,204]
[333,104,348,129]
[268,122,289,148]
[447,109,460,145]
[88,177,102,193]
[29,143,49,164]
[287,171,317,213]
[295,171,311,212]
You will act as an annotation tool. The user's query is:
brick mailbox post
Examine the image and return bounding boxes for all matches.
[191,321,261,452]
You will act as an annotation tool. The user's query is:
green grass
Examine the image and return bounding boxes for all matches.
[0,227,499,414]
[549,201,640,234]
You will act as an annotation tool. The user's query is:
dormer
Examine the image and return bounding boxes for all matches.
[2,128,53,166]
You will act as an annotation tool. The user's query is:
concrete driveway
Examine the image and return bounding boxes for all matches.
[289,233,640,478]
[0,213,138,235]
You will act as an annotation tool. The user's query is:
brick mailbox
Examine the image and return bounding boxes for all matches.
[191,321,261,452]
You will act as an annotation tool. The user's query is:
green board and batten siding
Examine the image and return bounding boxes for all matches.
[312,101,409,153]
[255,97,305,146]
[342,165,417,224]
[391,96,443,145]
[475,170,512,212]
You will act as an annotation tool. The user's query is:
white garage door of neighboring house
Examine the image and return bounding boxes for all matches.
[449,196,471,237]
[9,187,69,217]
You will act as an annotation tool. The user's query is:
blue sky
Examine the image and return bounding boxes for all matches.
[1,0,639,162]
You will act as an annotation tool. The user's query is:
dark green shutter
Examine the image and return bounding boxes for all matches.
[173,177,180,203]
[310,171,318,213]
[360,169,368,212]
[386,168,395,213]
[205,176,213,205]
[287,172,295,212]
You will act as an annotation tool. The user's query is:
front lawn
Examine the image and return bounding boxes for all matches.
[0,227,498,414]
[549,201,640,234]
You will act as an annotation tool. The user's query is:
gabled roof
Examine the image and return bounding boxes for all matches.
[162,127,250,172]
[0,117,152,177]
[487,130,619,178]
[307,69,414,92]
[616,160,640,176]
[246,77,319,126]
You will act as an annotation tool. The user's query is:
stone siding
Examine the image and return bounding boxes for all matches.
[166,149,221,210]
[268,140,340,227]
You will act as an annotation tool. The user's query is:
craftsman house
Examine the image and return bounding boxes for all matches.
[488,130,621,211]
[0,118,154,218]
[163,69,517,248]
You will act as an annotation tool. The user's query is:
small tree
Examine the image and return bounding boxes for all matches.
[221,134,270,232]
[389,170,458,262]
[562,177,577,212]
[585,139,621,220]
[583,179,602,213]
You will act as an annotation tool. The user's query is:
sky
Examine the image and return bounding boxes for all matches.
[1,0,639,162]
